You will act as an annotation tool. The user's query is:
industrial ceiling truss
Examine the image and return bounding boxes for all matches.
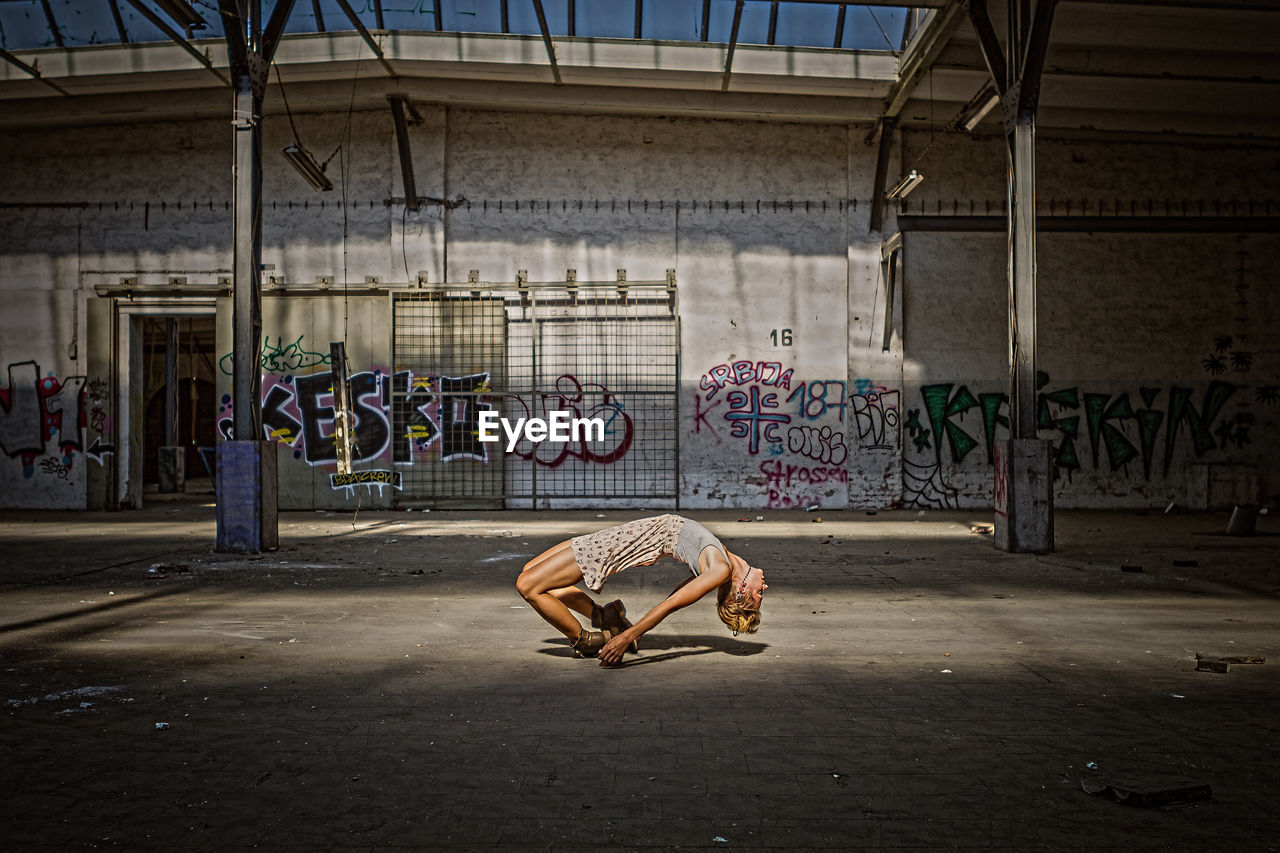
[0,0,1276,142]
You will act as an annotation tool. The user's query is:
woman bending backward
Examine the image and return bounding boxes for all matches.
[515,515,767,667]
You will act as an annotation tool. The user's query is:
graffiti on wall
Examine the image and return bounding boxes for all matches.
[0,361,94,480]
[500,374,634,467]
[218,367,497,467]
[898,371,1269,508]
[850,389,900,451]
[330,469,402,498]
[696,359,848,506]
[219,366,637,479]
[218,334,331,376]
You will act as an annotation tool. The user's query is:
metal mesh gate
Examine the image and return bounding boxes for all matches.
[392,276,678,507]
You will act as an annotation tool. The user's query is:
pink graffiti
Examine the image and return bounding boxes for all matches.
[699,360,794,401]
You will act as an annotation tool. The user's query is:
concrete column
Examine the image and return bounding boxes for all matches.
[994,437,1053,553]
[216,440,277,553]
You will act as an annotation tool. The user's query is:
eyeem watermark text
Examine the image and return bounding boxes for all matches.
[478,410,606,452]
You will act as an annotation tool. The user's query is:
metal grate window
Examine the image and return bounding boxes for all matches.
[392,278,678,507]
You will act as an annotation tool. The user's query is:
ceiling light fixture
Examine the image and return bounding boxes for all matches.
[887,170,924,200]
[282,143,334,192]
[957,86,1001,132]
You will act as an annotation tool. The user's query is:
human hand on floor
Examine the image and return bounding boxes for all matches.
[597,633,630,667]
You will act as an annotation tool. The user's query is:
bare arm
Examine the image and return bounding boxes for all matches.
[596,556,731,666]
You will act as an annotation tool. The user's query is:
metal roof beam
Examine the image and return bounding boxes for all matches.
[262,0,299,65]
[721,0,744,92]
[833,4,847,48]
[964,0,1008,95]
[701,0,711,41]
[311,0,326,33]
[107,0,130,43]
[880,0,965,118]
[124,0,228,85]
[0,47,70,95]
[40,0,64,48]
[333,0,397,76]
[531,0,562,85]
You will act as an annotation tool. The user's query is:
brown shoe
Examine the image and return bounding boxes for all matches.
[592,599,638,653]
[571,628,607,659]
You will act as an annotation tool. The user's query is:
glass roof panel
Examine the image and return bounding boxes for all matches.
[643,0,700,42]
[381,2,441,31]
[0,0,58,50]
[772,2,839,49]
[840,4,907,51]
[505,0,569,37]
[441,0,505,35]
[576,0,636,40]
[0,0,911,56]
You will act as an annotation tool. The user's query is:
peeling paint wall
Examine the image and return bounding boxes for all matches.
[1,106,1277,511]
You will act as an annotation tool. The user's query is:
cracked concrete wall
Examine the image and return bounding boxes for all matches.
[1,105,1277,511]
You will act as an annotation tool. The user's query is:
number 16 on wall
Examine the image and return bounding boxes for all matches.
[769,328,794,347]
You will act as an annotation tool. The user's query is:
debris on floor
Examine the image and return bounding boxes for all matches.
[969,523,994,535]
[1081,775,1211,808]
[1196,652,1265,673]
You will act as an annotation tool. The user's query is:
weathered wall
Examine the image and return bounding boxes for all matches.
[2,104,1277,512]
[895,131,1280,508]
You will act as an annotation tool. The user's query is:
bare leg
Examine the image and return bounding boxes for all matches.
[516,541,590,640]
[549,586,596,618]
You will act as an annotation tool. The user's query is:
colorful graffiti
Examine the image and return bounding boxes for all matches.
[218,334,331,376]
[0,361,88,478]
[499,374,633,467]
[219,368,636,473]
[759,459,848,508]
[218,368,496,466]
[898,371,1267,507]
[330,469,402,498]
[697,359,850,506]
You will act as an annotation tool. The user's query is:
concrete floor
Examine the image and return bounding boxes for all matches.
[2,505,1278,851]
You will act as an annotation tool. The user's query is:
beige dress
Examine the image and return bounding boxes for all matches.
[571,514,729,592]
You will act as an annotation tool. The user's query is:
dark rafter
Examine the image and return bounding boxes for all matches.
[768,1,779,45]
[373,0,385,30]
[531,0,562,85]
[501,0,510,34]
[107,0,130,43]
[311,0,326,33]
[124,0,228,85]
[39,0,64,48]
[388,95,419,212]
[721,0,744,92]
[701,0,711,41]
[635,0,643,39]
[333,0,397,76]
[0,47,71,95]
[569,0,577,37]
[833,3,847,49]
[262,0,298,63]
[433,0,443,31]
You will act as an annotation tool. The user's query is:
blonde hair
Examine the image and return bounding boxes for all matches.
[717,583,762,635]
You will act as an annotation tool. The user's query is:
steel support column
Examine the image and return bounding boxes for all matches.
[967,0,1057,553]
[217,0,294,553]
